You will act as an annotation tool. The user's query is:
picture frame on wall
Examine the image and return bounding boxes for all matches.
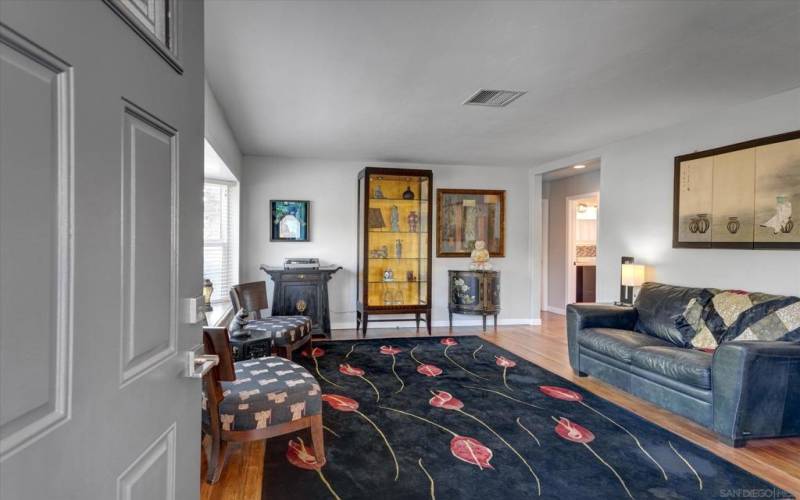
[437,189,505,257]
[673,130,800,249]
[270,200,310,242]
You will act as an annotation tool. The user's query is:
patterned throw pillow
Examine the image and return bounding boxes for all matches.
[684,290,799,350]
[737,301,800,342]
[674,289,717,350]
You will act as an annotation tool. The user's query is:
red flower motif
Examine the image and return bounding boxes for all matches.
[302,347,326,358]
[495,355,516,368]
[417,364,443,377]
[321,394,359,412]
[539,385,583,402]
[450,435,494,469]
[379,345,402,355]
[440,337,458,346]
[429,390,464,410]
[286,438,324,470]
[554,417,595,444]
[339,363,365,377]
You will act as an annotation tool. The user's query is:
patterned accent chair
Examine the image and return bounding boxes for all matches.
[201,327,324,484]
[230,281,312,359]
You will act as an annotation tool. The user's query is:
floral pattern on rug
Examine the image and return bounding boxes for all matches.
[262,336,790,500]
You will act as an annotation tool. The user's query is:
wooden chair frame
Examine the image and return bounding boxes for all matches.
[202,327,324,484]
[230,281,312,359]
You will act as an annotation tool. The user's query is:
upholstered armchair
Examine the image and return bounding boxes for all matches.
[201,327,324,483]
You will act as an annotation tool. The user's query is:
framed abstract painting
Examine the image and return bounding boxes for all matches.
[437,189,505,257]
[673,130,800,249]
[270,200,310,242]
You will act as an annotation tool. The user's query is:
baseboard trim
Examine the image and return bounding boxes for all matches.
[331,318,540,330]
[544,306,566,316]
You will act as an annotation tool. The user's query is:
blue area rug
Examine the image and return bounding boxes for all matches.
[262,336,791,499]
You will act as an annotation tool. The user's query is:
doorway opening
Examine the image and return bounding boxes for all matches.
[566,193,599,305]
[540,160,601,315]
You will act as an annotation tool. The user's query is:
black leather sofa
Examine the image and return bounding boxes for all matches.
[567,282,800,447]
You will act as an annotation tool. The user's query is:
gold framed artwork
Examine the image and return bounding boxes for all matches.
[437,189,505,257]
[673,130,800,249]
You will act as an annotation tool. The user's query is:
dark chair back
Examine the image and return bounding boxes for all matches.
[201,327,236,435]
[230,281,268,320]
[202,327,236,383]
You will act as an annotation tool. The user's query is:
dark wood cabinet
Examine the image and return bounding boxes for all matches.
[228,331,273,362]
[260,265,341,337]
[448,270,500,331]
[356,167,433,336]
[576,265,596,303]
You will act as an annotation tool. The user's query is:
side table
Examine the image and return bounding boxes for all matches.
[448,270,500,331]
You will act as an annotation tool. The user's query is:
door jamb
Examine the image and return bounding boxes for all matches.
[541,199,549,311]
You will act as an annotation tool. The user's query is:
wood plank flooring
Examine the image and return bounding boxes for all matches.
[201,313,800,499]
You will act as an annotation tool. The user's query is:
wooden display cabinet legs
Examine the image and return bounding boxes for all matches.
[448,311,498,332]
[482,314,498,331]
[356,310,431,337]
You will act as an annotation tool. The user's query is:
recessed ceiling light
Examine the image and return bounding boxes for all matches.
[573,164,586,169]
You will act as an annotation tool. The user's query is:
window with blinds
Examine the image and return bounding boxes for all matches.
[203,180,237,305]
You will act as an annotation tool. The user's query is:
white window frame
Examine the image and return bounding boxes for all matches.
[203,178,239,308]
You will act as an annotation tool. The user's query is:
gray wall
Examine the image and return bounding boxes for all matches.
[240,158,534,328]
[533,86,800,301]
[543,171,601,311]
[204,80,242,181]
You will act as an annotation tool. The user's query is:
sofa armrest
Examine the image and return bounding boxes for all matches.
[712,341,800,444]
[566,304,638,373]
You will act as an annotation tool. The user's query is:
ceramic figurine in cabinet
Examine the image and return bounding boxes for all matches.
[407,211,419,232]
[390,206,400,232]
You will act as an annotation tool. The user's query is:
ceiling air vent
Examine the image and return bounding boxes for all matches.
[463,89,526,107]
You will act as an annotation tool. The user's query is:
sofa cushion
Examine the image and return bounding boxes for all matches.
[631,346,713,390]
[634,282,708,347]
[578,328,672,364]
[202,356,321,432]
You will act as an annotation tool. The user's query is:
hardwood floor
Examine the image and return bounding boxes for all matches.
[201,313,800,499]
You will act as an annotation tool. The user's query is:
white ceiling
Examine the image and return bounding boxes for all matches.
[205,0,800,167]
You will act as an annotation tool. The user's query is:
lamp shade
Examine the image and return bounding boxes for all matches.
[621,264,646,287]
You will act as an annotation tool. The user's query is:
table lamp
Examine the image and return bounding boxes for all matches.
[620,263,645,305]
[202,278,214,312]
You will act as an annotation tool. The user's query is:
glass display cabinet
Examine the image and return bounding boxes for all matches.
[357,167,433,336]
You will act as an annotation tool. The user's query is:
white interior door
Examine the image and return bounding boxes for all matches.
[0,1,204,499]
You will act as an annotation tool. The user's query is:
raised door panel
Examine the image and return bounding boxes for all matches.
[0,25,73,460]
[120,102,177,386]
[116,423,176,500]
